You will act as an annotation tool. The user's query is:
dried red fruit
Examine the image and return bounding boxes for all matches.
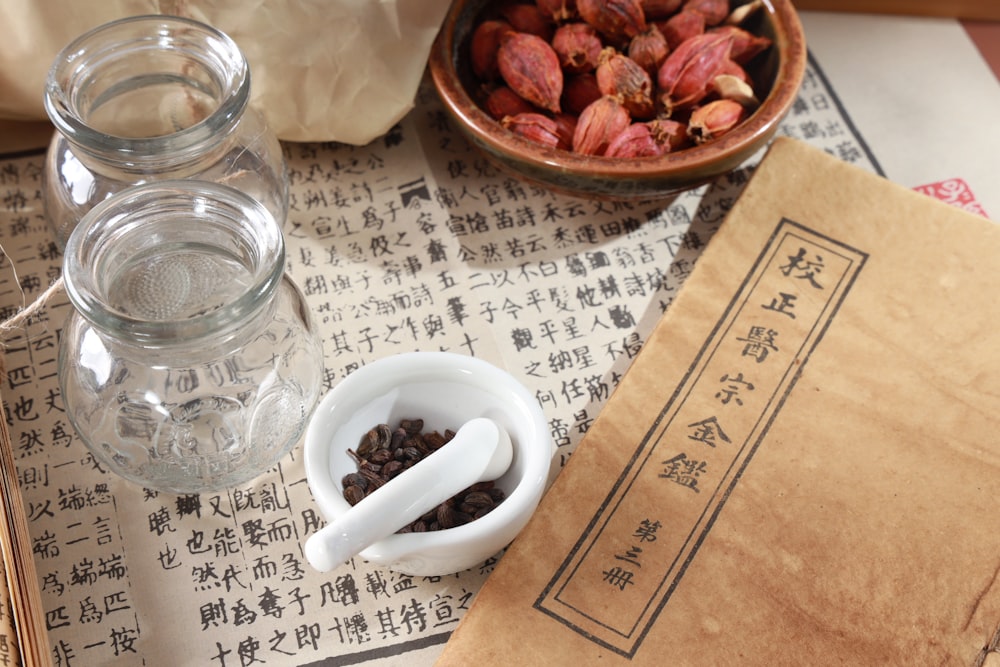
[470,19,513,80]
[561,72,603,115]
[465,0,766,157]
[552,113,579,150]
[502,112,563,148]
[640,0,683,21]
[552,22,603,73]
[501,4,556,41]
[537,0,577,22]
[596,47,655,119]
[658,10,705,51]
[681,0,729,26]
[647,117,691,151]
[628,25,670,80]
[657,31,733,114]
[710,25,773,65]
[577,0,648,42]
[497,31,564,113]
[485,85,536,120]
[688,98,747,143]
[604,122,667,157]
[718,58,750,83]
[572,95,631,155]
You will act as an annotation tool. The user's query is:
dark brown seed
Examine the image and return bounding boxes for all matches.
[437,504,457,529]
[359,467,385,489]
[357,423,392,456]
[343,485,366,506]
[382,460,405,479]
[462,491,496,509]
[437,505,474,529]
[423,431,447,449]
[369,448,394,464]
[399,418,424,435]
[341,472,369,491]
[344,417,508,533]
[412,433,432,454]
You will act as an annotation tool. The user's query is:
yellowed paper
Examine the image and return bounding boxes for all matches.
[0,560,21,667]
[0,354,52,667]
[436,137,1000,666]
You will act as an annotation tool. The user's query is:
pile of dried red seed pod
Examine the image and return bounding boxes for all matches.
[469,0,772,157]
[342,418,507,533]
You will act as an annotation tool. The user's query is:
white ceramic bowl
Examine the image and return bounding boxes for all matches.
[303,351,554,576]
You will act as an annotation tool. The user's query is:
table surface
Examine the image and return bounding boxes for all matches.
[0,10,998,667]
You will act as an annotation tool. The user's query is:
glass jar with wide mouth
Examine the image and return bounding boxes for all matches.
[43,14,288,247]
[59,180,322,494]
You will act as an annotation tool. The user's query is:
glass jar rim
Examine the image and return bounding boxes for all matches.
[44,14,250,162]
[63,180,286,346]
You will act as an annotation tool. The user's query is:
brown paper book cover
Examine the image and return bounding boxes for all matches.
[436,137,1000,666]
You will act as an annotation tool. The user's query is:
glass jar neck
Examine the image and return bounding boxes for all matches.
[44,15,249,173]
[63,181,285,348]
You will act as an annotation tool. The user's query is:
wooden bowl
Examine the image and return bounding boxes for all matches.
[428,0,807,201]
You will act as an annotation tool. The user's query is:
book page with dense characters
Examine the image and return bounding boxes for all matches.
[0,12,997,667]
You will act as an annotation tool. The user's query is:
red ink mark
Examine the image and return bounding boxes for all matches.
[913,178,989,218]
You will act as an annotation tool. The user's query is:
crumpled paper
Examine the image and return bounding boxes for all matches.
[0,0,452,145]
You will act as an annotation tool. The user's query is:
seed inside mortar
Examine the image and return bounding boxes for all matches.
[342,418,507,532]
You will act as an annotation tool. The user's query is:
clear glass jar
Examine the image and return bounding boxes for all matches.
[59,181,323,494]
[43,14,287,247]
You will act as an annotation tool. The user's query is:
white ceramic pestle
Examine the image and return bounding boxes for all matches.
[304,417,514,573]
